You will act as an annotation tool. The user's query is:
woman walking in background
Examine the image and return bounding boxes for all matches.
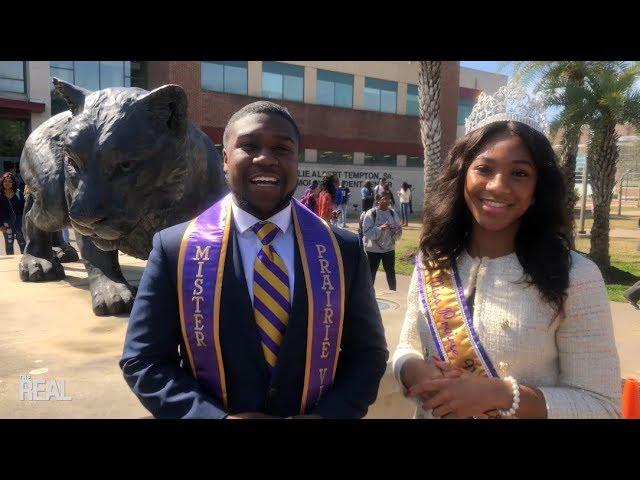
[318,173,339,223]
[0,172,26,255]
[397,181,412,227]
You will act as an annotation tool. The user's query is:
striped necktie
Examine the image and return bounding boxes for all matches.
[251,221,291,375]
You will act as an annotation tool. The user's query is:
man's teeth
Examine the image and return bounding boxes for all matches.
[483,200,508,208]
[251,176,278,184]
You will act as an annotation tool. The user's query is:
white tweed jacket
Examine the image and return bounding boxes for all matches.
[392,250,621,419]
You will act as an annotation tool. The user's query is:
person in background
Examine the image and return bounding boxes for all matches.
[0,172,26,255]
[373,178,384,197]
[362,191,402,291]
[318,173,339,224]
[335,180,351,228]
[361,181,374,213]
[397,181,412,227]
[300,179,319,214]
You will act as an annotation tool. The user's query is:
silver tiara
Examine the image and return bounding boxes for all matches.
[464,82,548,136]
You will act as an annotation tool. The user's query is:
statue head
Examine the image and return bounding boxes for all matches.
[53,78,191,248]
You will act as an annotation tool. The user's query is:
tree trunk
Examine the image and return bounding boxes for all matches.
[558,62,587,249]
[588,123,619,277]
[559,126,580,248]
[418,61,442,196]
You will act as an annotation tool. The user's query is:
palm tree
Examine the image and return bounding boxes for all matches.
[548,62,640,275]
[585,63,640,274]
[417,61,442,195]
[511,61,589,248]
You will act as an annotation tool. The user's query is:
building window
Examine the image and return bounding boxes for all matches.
[50,61,133,115]
[317,150,354,165]
[316,70,353,108]
[201,61,248,95]
[457,98,475,126]
[406,84,419,116]
[50,61,74,84]
[364,152,396,166]
[0,61,25,94]
[128,61,145,88]
[0,118,28,172]
[406,154,423,167]
[364,77,397,113]
[99,61,126,88]
[262,62,304,102]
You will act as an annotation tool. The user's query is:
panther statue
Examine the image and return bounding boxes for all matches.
[19,78,227,315]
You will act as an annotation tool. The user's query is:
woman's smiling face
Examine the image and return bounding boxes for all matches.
[464,132,537,234]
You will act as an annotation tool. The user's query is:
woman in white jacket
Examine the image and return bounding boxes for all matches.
[397,182,411,227]
[393,114,621,419]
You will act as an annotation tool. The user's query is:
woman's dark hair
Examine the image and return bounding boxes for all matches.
[401,181,410,191]
[375,192,392,202]
[419,120,571,317]
[364,181,372,190]
[1,172,17,194]
[320,173,337,198]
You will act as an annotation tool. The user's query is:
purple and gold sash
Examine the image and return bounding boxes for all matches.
[415,254,503,406]
[177,194,345,414]
[291,198,345,414]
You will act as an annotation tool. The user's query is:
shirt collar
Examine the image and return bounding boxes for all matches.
[231,198,292,236]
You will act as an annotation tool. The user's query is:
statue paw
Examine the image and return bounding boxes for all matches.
[19,254,65,282]
[53,243,80,263]
[90,277,135,316]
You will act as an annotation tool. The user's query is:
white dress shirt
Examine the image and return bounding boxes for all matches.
[231,199,295,303]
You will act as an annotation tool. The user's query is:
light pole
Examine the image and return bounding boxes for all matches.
[618,169,631,216]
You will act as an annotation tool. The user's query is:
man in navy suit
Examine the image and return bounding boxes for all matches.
[120,101,388,418]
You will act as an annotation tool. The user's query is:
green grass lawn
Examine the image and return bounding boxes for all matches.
[575,216,637,231]
[388,209,640,303]
[574,237,639,302]
[395,227,421,276]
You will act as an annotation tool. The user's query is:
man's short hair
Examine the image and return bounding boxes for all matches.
[222,101,300,148]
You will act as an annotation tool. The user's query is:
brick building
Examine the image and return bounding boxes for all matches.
[1,60,507,211]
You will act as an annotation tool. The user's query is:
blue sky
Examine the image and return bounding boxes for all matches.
[459,61,514,78]
[458,61,559,121]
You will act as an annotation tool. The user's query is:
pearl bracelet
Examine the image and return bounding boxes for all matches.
[498,376,520,418]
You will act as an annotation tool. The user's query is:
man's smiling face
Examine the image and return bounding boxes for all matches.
[223,113,299,219]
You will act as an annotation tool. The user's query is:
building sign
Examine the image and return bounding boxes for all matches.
[295,164,425,213]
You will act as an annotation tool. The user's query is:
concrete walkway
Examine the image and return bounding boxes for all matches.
[0,250,638,419]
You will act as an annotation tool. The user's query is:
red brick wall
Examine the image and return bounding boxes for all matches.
[149,61,460,157]
[146,61,170,90]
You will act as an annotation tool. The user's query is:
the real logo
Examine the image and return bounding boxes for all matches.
[19,375,72,401]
